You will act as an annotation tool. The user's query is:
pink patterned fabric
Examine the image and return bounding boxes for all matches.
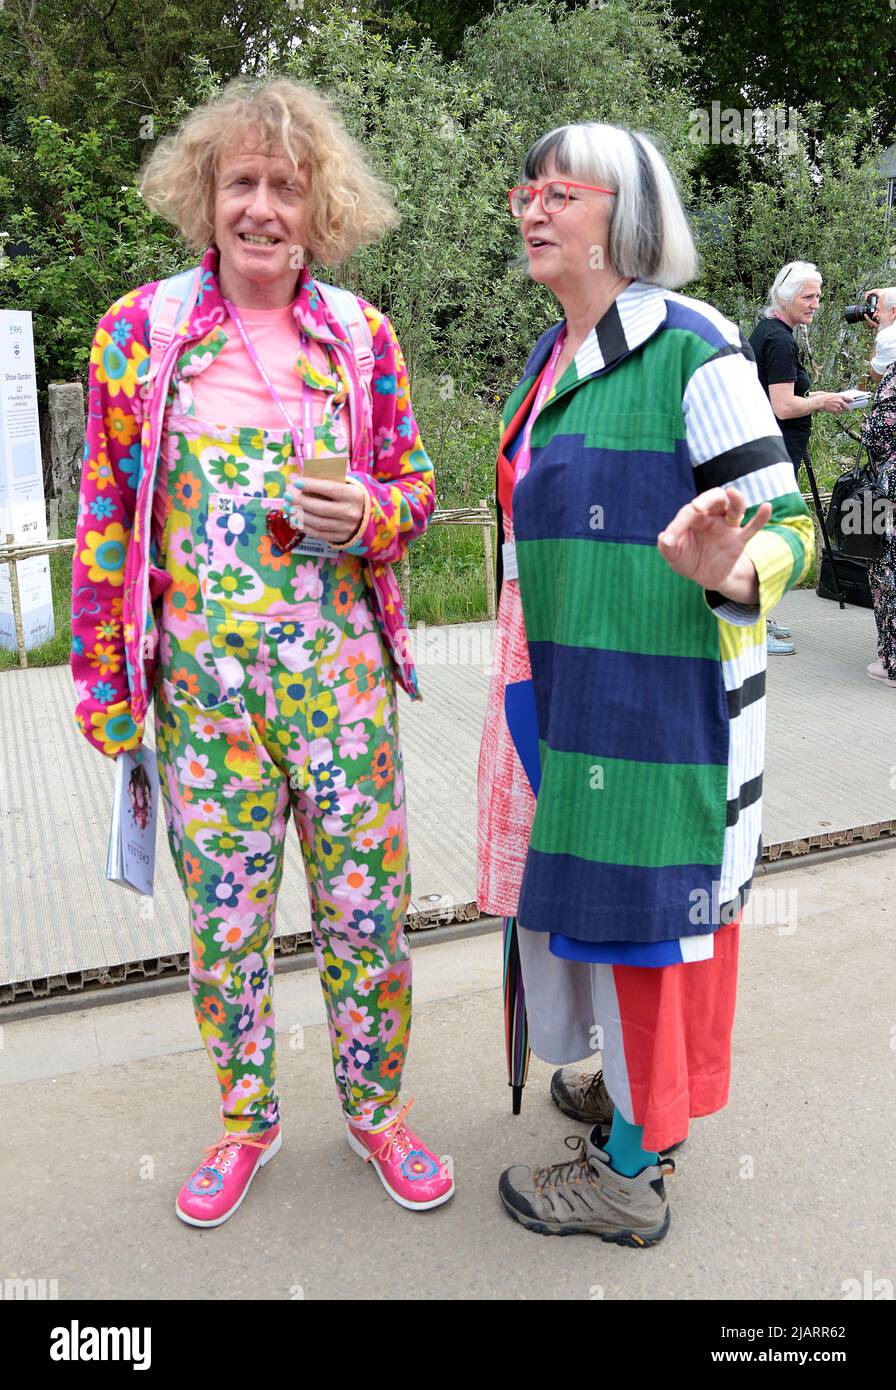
[476,515,537,917]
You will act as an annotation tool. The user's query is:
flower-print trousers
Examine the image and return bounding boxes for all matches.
[868,460,896,680]
[153,416,412,1135]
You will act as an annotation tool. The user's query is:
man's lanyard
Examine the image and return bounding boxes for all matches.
[513,327,567,487]
[222,298,316,468]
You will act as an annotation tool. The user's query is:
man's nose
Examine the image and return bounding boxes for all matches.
[246,179,275,219]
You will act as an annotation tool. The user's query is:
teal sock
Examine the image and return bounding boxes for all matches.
[602,1108,659,1177]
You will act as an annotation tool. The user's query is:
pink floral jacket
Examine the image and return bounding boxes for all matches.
[71,246,434,757]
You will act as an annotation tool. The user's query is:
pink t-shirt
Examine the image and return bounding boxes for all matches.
[154,304,350,553]
[190,303,342,440]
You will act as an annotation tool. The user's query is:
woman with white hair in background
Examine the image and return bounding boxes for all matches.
[478,121,814,1244]
[749,262,853,653]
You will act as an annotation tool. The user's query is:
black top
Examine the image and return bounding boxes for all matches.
[748,317,811,467]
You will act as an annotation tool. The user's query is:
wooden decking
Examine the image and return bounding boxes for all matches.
[1,588,893,1000]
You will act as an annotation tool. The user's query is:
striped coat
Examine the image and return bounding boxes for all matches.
[501,282,814,947]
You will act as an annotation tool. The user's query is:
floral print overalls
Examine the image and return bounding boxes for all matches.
[152,346,412,1137]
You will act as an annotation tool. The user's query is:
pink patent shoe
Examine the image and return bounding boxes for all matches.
[347,1099,455,1211]
[175,1126,281,1228]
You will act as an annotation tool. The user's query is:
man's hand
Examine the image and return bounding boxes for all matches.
[283,477,366,545]
[864,288,894,326]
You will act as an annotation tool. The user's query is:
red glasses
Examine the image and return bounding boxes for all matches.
[508,180,617,217]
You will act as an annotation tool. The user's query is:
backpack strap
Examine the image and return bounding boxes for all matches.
[315,281,375,465]
[315,281,375,382]
[145,266,203,389]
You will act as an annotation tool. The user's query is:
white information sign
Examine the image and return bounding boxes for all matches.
[0,311,54,651]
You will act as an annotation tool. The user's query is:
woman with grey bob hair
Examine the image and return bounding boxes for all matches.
[479,121,814,1243]
[519,121,698,287]
[753,261,850,441]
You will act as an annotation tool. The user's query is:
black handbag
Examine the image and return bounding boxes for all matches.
[828,445,889,561]
[816,548,873,608]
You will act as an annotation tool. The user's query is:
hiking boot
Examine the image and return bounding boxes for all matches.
[175,1126,281,1228]
[550,1066,614,1125]
[550,1067,684,1156]
[499,1129,673,1245]
[347,1098,454,1211]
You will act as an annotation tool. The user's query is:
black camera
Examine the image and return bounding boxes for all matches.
[844,293,878,324]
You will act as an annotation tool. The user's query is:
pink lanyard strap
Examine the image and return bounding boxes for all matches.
[514,327,567,487]
[222,298,316,468]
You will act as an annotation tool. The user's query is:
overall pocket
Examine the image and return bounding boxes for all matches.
[156,677,266,792]
[204,492,333,621]
[301,645,401,803]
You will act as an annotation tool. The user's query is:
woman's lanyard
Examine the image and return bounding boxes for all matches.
[222,298,315,469]
[513,327,567,486]
[502,327,566,583]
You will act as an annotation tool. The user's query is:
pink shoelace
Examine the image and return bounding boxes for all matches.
[356,1098,416,1165]
[202,1131,272,1167]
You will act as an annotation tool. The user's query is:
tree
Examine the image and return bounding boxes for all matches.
[0,0,314,134]
[363,0,497,57]
[1,0,891,421]
[691,104,893,467]
[670,0,896,141]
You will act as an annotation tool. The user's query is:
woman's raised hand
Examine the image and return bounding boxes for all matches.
[657,486,771,602]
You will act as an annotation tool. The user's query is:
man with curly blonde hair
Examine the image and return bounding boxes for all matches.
[71,77,453,1227]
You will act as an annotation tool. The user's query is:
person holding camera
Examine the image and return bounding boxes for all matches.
[858,288,896,686]
[865,287,896,383]
[749,262,853,653]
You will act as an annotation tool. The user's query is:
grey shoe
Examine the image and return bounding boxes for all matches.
[550,1065,615,1124]
[499,1130,673,1245]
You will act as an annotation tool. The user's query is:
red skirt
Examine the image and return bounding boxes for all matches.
[610,919,740,1150]
[513,918,740,1152]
